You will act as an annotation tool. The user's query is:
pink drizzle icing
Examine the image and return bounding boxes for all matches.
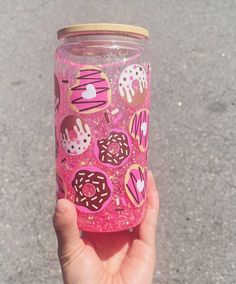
[70,67,110,113]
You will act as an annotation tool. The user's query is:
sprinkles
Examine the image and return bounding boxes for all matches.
[72,168,112,212]
[96,130,131,167]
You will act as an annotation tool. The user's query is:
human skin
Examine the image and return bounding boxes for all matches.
[53,170,159,284]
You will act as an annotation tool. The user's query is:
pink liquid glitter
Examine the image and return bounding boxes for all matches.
[55,27,151,232]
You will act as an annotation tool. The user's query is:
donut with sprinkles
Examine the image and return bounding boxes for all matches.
[95,130,131,167]
[118,64,147,106]
[72,167,112,212]
[60,115,91,156]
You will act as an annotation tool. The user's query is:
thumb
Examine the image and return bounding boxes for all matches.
[53,199,84,255]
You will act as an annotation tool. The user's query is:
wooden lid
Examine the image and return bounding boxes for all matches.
[57,23,149,40]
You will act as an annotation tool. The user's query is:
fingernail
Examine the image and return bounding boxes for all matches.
[55,199,69,213]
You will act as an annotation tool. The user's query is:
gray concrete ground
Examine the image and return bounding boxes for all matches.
[0,0,236,283]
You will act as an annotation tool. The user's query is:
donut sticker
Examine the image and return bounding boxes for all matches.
[95,130,131,167]
[119,64,147,106]
[56,173,67,199]
[125,164,147,207]
[129,109,149,152]
[72,167,113,212]
[60,115,91,156]
[68,65,111,113]
[54,74,60,113]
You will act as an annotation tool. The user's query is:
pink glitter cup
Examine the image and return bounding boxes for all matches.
[54,23,151,232]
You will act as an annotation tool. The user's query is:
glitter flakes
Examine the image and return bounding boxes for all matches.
[55,51,150,231]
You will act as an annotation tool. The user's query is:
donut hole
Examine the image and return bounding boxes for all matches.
[108,142,120,154]
[82,183,96,197]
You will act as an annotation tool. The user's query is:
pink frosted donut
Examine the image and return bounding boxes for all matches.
[72,167,113,213]
[68,65,111,113]
[129,109,149,152]
[125,164,147,207]
[95,129,131,167]
[60,115,91,156]
[119,64,147,106]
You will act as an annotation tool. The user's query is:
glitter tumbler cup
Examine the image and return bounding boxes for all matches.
[54,24,151,232]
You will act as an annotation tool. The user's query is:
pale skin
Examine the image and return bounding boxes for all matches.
[53,171,159,284]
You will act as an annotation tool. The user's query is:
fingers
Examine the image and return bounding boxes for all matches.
[53,199,84,254]
[138,170,159,248]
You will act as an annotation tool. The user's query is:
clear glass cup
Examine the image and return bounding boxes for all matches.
[54,24,151,232]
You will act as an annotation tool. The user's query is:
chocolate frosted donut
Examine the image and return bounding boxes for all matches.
[72,167,112,212]
[95,130,131,167]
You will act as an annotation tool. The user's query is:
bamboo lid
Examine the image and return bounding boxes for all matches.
[57,23,149,40]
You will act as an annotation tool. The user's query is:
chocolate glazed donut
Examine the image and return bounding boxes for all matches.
[72,169,112,211]
[96,130,131,167]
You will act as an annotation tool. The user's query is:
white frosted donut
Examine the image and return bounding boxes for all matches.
[118,64,147,106]
[60,115,91,156]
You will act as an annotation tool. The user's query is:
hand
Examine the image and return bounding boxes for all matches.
[53,171,159,284]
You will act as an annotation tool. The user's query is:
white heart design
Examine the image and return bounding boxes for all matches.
[137,179,144,193]
[141,122,147,136]
[82,84,96,99]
